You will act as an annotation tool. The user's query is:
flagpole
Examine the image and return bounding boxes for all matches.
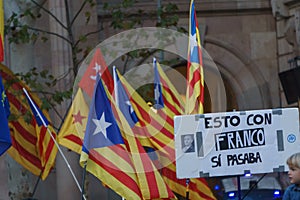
[81,162,87,200]
[185,178,190,200]
[22,88,87,200]
[30,171,42,198]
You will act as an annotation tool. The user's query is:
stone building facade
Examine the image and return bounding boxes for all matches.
[0,0,299,199]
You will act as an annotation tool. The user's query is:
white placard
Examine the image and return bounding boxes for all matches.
[174,108,299,178]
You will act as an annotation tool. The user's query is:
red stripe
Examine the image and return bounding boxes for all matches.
[112,99,175,164]
[128,106,175,160]
[133,101,173,139]
[38,126,46,160]
[1,69,42,170]
[64,134,83,146]
[7,92,28,115]
[131,123,175,160]
[189,68,200,95]
[161,87,183,114]
[134,138,160,198]
[9,90,56,170]
[10,132,42,168]
[0,70,24,92]
[42,127,56,164]
[0,35,4,62]
[101,135,133,165]
[102,70,114,94]
[1,70,50,118]
[160,77,184,113]
[101,107,171,199]
[88,147,142,197]
[149,136,174,161]
[161,95,181,115]
[157,109,174,128]
[162,165,214,199]
[11,121,37,145]
[132,123,173,160]
[2,69,57,178]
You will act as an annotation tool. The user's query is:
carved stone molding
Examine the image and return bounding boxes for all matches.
[271,0,289,17]
[272,0,300,55]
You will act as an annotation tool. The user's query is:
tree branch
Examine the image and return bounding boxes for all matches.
[30,0,68,30]
[73,27,104,48]
[70,0,89,27]
[25,26,72,44]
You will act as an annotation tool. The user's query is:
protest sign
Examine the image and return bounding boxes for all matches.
[175,108,299,178]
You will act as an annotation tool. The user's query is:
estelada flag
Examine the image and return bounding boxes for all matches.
[78,48,113,97]
[0,63,58,180]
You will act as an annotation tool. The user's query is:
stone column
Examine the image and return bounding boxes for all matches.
[0,155,10,199]
[47,1,81,200]
[271,0,300,107]
[3,1,45,199]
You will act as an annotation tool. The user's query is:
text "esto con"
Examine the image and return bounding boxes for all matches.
[204,113,272,129]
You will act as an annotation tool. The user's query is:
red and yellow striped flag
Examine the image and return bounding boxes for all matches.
[57,88,88,154]
[117,73,175,165]
[59,88,145,199]
[154,59,216,199]
[113,68,176,199]
[185,0,204,115]
[60,48,171,199]
[80,75,175,199]
[0,63,58,180]
[58,48,113,153]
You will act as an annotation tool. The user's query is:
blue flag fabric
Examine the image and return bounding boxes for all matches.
[153,58,164,110]
[82,74,124,154]
[113,67,138,128]
[24,88,49,127]
[113,67,158,161]
[0,75,11,156]
[189,1,200,64]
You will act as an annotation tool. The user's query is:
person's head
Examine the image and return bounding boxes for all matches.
[287,153,300,185]
[183,135,193,147]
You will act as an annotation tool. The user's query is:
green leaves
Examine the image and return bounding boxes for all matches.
[16,68,72,112]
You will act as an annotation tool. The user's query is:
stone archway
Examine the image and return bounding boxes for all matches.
[204,36,272,111]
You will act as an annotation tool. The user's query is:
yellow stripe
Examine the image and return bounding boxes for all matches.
[58,89,88,154]
[134,123,174,162]
[107,76,175,199]
[96,147,136,174]
[8,123,37,154]
[1,63,58,180]
[7,139,41,175]
[162,90,183,113]
[37,126,58,180]
[156,62,185,113]
[58,137,82,154]
[7,147,42,176]
[113,88,174,199]
[164,162,215,199]
[81,152,142,200]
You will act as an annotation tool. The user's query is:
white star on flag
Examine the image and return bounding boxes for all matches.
[189,32,198,57]
[90,62,102,80]
[154,84,160,101]
[125,100,135,115]
[92,112,112,139]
